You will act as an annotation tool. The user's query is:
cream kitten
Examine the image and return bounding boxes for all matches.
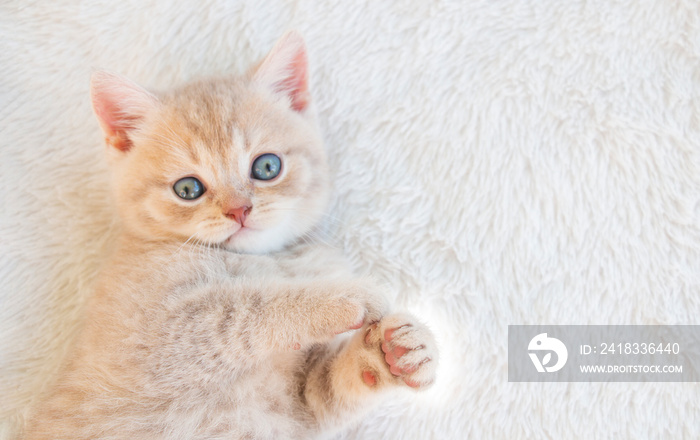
[23,32,438,440]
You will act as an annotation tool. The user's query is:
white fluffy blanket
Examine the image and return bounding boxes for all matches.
[1,1,699,438]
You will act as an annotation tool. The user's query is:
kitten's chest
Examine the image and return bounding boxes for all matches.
[211,244,354,281]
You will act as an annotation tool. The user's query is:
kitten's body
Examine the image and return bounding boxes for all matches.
[24,33,437,439]
[28,238,364,439]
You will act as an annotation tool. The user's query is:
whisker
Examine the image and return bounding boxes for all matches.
[171,232,199,260]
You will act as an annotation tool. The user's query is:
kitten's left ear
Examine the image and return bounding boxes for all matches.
[251,31,311,113]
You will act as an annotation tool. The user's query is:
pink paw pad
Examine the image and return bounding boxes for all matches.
[362,370,377,386]
[382,327,414,376]
[382,342,412,375]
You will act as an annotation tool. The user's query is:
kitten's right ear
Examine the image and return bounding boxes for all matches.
[251,31,311,113]
[90,71,158,152]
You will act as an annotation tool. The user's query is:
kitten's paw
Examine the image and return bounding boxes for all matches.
[331,297,367,335]
[287,280,390,348]
[364,313,438,389]
[335,282,390,333]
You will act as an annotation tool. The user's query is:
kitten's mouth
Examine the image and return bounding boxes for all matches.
[224,225,253,243]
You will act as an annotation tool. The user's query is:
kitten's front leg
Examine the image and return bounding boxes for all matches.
[157,277,389,372]
[301,312,438,432]
[253,278,389,351]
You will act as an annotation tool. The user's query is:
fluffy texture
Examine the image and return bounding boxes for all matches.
[1,0,699,438]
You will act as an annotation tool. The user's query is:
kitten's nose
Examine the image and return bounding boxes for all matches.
[225,206,252,225]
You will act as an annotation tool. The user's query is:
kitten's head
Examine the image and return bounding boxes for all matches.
[91,32,329,254]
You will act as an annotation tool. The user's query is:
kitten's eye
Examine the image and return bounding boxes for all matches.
[251,154,282,181]
[173,177,205,200]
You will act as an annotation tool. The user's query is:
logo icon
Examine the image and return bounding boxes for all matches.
[528,333,568,373]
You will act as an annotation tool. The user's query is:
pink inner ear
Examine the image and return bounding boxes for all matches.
[255,31,312,113]
[276,48,309,112]
[90,72,156,152]
[93,96,135,151]
[93,96,125,136]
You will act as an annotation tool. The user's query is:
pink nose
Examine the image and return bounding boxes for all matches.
[225,206,251,225]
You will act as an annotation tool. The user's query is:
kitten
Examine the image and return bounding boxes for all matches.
[23,31,438,440]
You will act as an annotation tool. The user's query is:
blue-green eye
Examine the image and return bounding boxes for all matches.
[173,177,205,200]
[251,154,282,181]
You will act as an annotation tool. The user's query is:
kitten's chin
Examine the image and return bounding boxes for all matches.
[221,226,290,254]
